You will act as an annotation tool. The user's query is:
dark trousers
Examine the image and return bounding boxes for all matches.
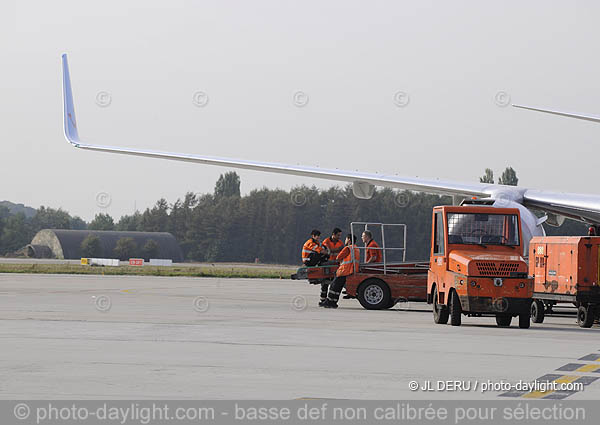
[320,281,330,301]
[304,252,328,267]
[327,275,347,303]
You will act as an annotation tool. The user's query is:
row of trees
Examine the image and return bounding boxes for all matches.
[0,206,86,255]
[479,167,519,185]
[0,169,588,263]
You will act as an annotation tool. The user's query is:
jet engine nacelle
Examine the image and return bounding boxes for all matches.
[352,181,375,199]
[544,212,566,227]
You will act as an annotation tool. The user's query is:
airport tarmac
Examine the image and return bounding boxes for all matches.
[0,273,599,400]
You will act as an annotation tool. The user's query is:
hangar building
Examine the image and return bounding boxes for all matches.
[27,229,184,262]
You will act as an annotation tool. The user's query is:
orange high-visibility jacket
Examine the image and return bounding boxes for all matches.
[366,239,382,263]
[302,238,323,262]
[336,244,360,277]
[322,237,344,260]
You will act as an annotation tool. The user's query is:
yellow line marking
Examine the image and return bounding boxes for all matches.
[577,364,600,373]
[522,375,579,399]
[555,375,579,384]
[522,391,548,399]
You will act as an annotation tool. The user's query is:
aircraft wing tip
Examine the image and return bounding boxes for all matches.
[61,53,81,145]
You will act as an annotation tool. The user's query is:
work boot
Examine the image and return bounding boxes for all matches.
[318,299,327,307]
[322,299,338,309]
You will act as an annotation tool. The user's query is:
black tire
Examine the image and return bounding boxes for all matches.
[518,313,530,329]
[496,314,512,327]
[449,290,462,326]
[432,285,449,324]
[577,305,594,328]
[384,298,397,309]
[357,279,391,310]
[531,299,545,324]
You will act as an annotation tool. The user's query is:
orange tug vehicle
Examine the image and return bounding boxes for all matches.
[427,204,533,328]
[291,223,429,310]
[529,236,600,328]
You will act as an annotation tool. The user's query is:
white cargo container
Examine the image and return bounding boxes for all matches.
[148,259,173,267]
[89,258,120,267]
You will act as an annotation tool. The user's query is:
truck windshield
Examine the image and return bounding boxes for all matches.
[446,213,520,246]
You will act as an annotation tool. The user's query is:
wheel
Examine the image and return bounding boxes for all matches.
[577,305,594,328]
[496,314,512,327]
[531,299,545,323]
[384,298,397,309]
[432,285,449,324]
[449,290,462,326]
[518,313,530,329]
[357,279,391,310]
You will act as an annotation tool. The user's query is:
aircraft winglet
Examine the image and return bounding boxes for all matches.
[62,53,81,145]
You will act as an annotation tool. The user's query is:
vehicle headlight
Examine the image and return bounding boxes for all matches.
[470,281,477,287]
[519,282,525,288]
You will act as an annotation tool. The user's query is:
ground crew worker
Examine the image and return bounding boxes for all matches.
[322,228,344,261]
[362,230,382,263]
[318,228,344,305]
[301,229,328,266]
[322,235,360,309]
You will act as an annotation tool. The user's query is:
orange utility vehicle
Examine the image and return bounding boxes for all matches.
[427,204,533,328]
[529,236,600,328]
[291,223,429,310]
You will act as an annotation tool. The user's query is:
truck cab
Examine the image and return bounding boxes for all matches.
[427,205,533,328]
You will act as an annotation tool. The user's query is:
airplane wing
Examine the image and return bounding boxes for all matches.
[61,54,492,198]
[512,103,600,223]
[61,54,600,225]
[513,104,600,124]
[522,191,600,224]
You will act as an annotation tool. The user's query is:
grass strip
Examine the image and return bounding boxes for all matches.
[0,263,297,279]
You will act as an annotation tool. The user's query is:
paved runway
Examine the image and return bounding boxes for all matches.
[0,274,599,400]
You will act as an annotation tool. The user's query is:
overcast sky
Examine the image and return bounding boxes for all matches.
[1,0,600,221]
